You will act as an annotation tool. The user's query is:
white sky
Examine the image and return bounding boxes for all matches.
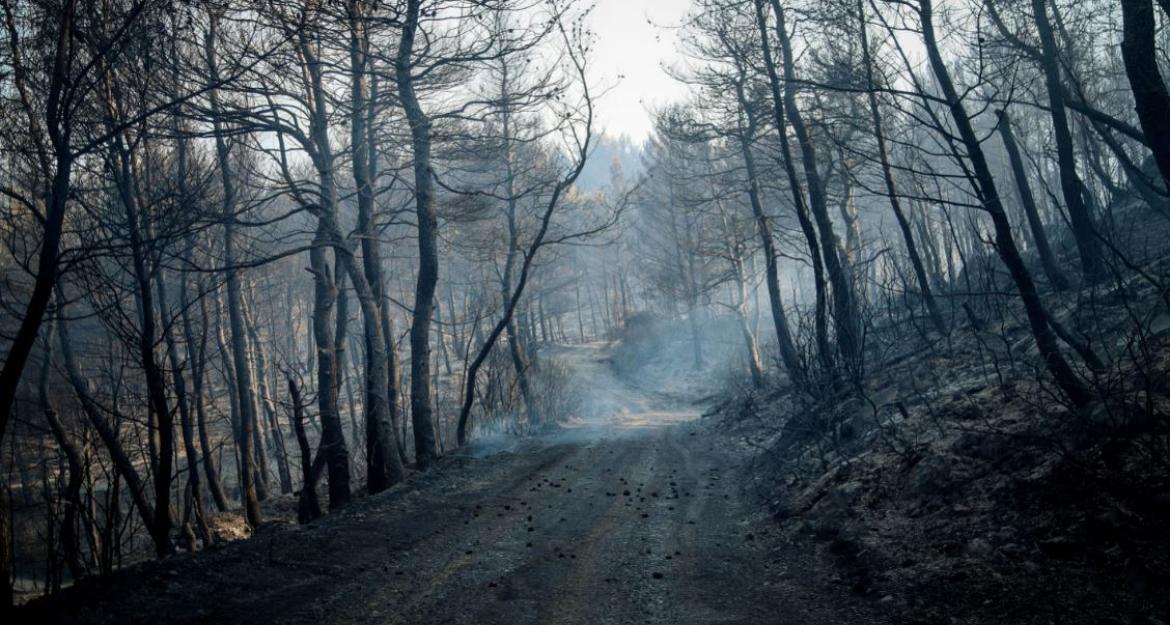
[588,0,691,140]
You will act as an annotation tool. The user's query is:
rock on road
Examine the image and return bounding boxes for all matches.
[22,346,884,625]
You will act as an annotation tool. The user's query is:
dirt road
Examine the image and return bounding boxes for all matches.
[22,346,884,625]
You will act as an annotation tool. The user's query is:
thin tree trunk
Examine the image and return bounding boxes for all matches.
[751,0,832,374]
[1030,0,1102,279]
[245,302,292,495]
[919,0,1093,408]
[56,292,156,538]
[857,0,947,333]
[396,0,440,468]
[288,377,322,524]
[205,11,262,527]
[347,3,407,491]
[0,3,78,599]
[497,61,538,422]
[191,291,230,511]
[731,71,803,381]
[38,318,84,579]
[156,268,211,544]
[106,127,174,557]
[768,0,861,366]
[996,108,1073,291]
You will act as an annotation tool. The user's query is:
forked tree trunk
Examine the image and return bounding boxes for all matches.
[347,1,408,490]
[497,57,537,423]
[190,290,230,511]
[768,0,861,367]
[38,318,85,579]
[288,377,322,524]
[102,114,174,556]
[244,302,292,495]
[731,77,803,381]
[0,4,80,601]
[156,268,212,543]
[170,78,219,527]
[751,0,831,374]
[56,295,156,536]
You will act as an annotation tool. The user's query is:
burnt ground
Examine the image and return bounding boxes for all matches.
[17,345,890,625]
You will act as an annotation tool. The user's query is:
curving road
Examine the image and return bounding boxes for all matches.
[23,345,882,625]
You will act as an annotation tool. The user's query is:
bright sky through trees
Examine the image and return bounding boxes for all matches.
[589,0,690,140]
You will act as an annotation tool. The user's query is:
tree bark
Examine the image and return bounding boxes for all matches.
[396,0,440,468]
[497,57,538,423]
[1030,0,1102,279]
[857,0,947,333]
[104,120,174,556]
[156,267,212,544]
[730,71,804,382]
[205,12,262,528]
[919,0,1093,408]
[768,0,861,366]
[995,108,1073,291]
[56,292,157,540]
[190,290,230,511]
[38,318,85,579]
[166,28,213,542]
[0,21,79,604]
[751,0,832,374]
[288,377,322,524]
[244,301,292,495]
[1119,0,1170,196]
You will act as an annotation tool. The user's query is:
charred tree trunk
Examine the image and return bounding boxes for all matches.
[497,59,537,423]
[731,75,803,382]
[205,12,262,528]
[752,0,832,374]
[996,108,1073,291]
[769,0,861,367]
[0,3,79,603]
[309,239,351,510]
[190,290,230,511]
[396,0,440,468]
[1030,0,1102,280]
[348,2,407,491]
[244,302,292,495]
[38,319,84,579]
[56,295,156,540]
[1119,0,1170,195]
[288,377,322,524]
[156,268,211,544]
[105,124,174,556]
[166,31,212,542]
[919,0,1093,408]
[857,0,947,333]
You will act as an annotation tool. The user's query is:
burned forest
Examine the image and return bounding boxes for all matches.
[1,0,1169,623]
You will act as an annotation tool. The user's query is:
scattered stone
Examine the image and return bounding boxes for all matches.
[966,537,993,558]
